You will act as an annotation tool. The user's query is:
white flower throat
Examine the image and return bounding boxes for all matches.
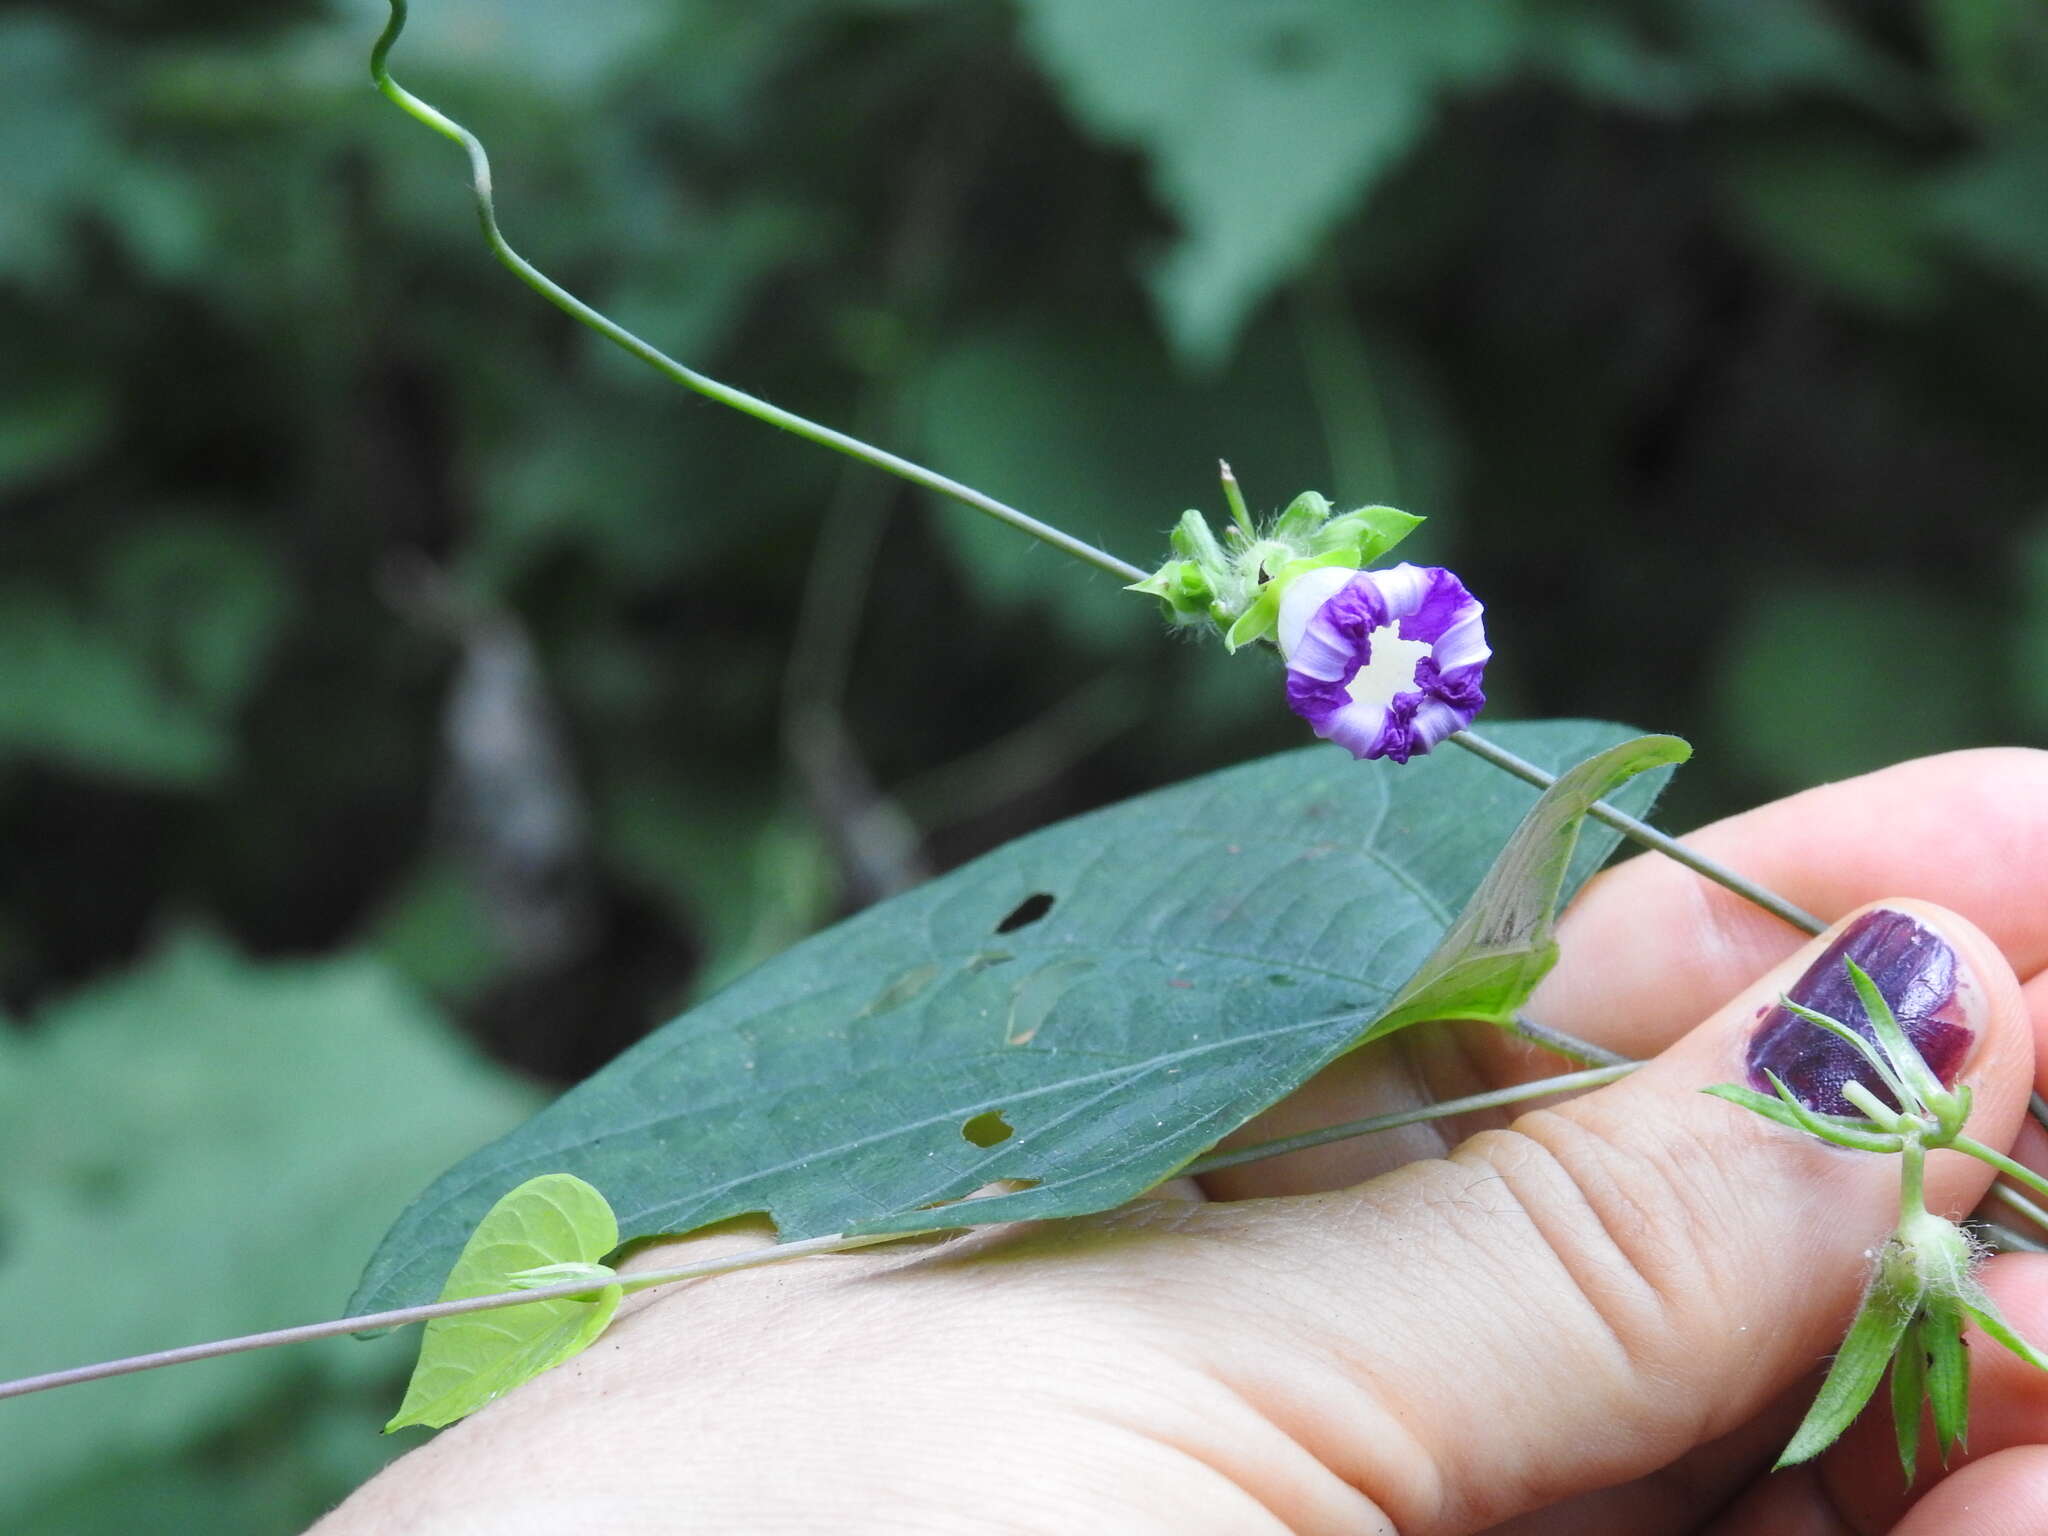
[1347,624,1433,711]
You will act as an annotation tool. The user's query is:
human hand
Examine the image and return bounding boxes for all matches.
[316,749,2048,1535]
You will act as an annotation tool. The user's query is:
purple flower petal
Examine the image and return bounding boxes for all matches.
[1277,564,1490,763]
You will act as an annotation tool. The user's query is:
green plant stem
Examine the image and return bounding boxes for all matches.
[368,0,1826,945]
[1957,1135,2048,1208]
[1984,1221,2048,1255]
[1446,730,1827,936]
[1507,1014,1634,1067]
[1899,1139,1927,1225]
[1181,1062,1637,1177]
[1988,1180,2048,1238]
[368,1,1138,589]
[0,1061,1633,1402]
[0,1230,912,1404]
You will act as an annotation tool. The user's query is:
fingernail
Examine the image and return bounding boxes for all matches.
[1746,908,1976,1116]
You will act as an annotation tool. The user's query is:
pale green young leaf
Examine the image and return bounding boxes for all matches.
[1369,734,1689,1036]
[385,1174,621,1433]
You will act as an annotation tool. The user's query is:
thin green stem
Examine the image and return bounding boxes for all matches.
[369,3,1826,943]
[1980,1220,2048,1255]
[1506,1014,1634,1067]
[1,1062,1642,1401]
[0,1230,913,1404]
[1988,1180,2048,1238]
[368,1,1140,588]
[1182,1062,1636,1177]
[1447,730,1827,936]
[1956,1136,2048,1208]
[1899,1140,1927,1226]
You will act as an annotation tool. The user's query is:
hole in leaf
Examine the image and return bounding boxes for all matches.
[68,1161,131,1208]
[1259,24,1320,73]
[961,1110,1014,1147]
[995,893,1055,934]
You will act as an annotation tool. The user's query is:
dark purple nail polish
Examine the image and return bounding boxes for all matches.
[1746,909,1975,1116]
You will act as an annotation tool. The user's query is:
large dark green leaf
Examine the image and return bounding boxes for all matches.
[353,719,1673,1313]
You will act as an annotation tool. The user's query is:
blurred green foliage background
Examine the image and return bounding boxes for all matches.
[2,0,2046,1525]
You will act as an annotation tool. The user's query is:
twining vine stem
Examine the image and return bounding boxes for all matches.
[369,2,1128,586]
[0,0,1940,1416]
[370,0,1821,941]
[0,1060,1632,1403]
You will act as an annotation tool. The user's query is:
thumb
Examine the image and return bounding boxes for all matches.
[1255,901,2032,1535]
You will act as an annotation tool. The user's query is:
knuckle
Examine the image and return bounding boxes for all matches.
[1458,1106,1751,1423]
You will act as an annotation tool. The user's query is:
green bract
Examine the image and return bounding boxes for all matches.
[1126,489,1424,648]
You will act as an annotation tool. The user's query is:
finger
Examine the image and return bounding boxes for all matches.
[1207,902,2031,1534]
[1539,748,2048,1062]
[1204,749,2048,1201]
[1886,1447,2048,1536]
[1703,1445,2048,1536]
[1814,1252,2048,1531]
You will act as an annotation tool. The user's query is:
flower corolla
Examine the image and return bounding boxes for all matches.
[1275,563,1490,763]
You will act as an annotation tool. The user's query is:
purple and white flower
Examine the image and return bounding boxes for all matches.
[1276,563,1490,763]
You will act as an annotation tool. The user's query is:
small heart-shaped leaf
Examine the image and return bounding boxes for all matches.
[386,1173,621,1433]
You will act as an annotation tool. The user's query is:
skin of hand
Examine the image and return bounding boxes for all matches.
[315,748,2048,1536]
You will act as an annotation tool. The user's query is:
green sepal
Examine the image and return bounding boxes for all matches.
[1957,1279,2048,1372]
[1126,559,1215,627]
[1169,507,1228,569]
[1221,549,1364,653]
[1141,495,1423,648]
[1221,601,1273,651]
[1130,511,1236,628]
[1312,504,1424,565]
[1891,1313,1926,1485]
[1269,490,1332,545]
[1701,1081,1902,1153]
[1778,1257,1918,1468]
[1924,1296,1970,1461]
